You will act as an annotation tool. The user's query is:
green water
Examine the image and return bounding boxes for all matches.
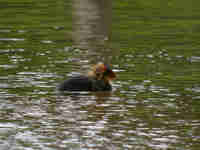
[0,0,200,150]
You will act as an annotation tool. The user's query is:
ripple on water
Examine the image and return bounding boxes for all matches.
[149,85,170,93]
[130,84,146,92]
[0,48,24,54]
[0,38,25,41]
[185,87,200,93]
[190,56,200,62]
[0,29,11,33]
[40,40,53,44]
[0,64,17,69]
[0,83,10,88]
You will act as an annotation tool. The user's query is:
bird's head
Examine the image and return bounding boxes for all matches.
[89,62,116,81]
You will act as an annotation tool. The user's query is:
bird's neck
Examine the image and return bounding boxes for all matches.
[87,71,110,83]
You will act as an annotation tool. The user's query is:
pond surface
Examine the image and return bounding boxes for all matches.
[0,0,200,150]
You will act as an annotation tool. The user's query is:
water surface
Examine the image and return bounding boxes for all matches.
[0,0,200,150]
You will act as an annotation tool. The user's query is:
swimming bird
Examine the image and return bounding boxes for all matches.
[58,62,116,91]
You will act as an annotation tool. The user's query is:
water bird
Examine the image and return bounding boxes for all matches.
[58,62,116,91]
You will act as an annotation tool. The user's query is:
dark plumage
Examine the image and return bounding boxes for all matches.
[58,63,116,92]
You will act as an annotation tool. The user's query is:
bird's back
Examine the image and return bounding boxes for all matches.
[58,76,93,91]
[58,75,112,92]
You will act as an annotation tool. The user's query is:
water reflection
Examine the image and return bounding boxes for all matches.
[72,0,114,63]
[72,0,111,49]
